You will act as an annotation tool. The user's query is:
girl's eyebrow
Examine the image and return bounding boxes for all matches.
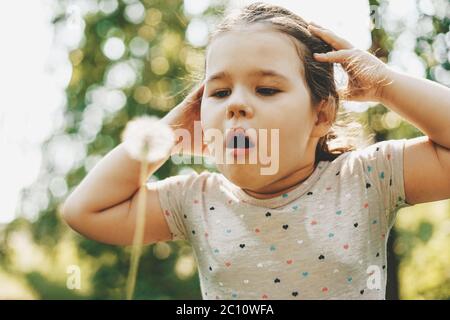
[206,69,290,84]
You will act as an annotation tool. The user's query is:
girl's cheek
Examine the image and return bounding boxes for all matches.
[201,101,222,121]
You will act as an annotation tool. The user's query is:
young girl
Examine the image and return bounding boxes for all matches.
[62,2,450,300]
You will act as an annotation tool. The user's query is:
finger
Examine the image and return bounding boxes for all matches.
[308,21,325,29]
[307,25,353,50]
[313,49,355,64]
[194,81,205,96]
[187,83,205,103]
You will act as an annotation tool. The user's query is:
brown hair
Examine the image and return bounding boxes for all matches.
[202,2,359,165]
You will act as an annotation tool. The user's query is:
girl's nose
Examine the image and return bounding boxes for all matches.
[226,103,254,120]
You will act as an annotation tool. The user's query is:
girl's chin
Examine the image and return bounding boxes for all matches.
[219,166,262,188]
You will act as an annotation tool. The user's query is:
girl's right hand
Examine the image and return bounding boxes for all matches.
[161,81,208,157]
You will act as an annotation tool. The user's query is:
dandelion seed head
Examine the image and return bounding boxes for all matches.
[122,115,175,162]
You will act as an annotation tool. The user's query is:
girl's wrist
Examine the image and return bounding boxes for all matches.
[377,66,398,105]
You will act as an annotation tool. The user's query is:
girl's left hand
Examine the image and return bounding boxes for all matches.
[308,22,392,103]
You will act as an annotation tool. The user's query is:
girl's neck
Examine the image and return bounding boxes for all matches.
[241,161,317,200]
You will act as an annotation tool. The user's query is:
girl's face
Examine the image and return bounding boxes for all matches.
[201,23,325,192]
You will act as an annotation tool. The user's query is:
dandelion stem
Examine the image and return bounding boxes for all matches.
[125,153,148,300]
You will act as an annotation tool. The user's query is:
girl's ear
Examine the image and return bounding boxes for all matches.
[310,98,334,138]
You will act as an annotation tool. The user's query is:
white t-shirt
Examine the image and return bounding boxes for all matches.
[152,139,413,300]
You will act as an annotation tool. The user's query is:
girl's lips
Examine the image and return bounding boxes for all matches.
[229,147,252,157]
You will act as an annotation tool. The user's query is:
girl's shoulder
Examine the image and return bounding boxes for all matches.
[321,139,409,186]
[357,138,407,154]
[338,138,409,164]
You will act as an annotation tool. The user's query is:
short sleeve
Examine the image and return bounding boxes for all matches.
[149,171,199,242]
[356,139,413,228]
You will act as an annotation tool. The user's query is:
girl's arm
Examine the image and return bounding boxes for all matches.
[380,69,450,149]
[376,70,450,204]
[308,23,450,205]
[62,83,205,245]
[309,23,450,148]
[61,140,172,245]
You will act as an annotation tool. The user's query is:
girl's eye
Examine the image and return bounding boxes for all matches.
[210,88,280,98]
[257,87,281,96]
[211,90,231,98]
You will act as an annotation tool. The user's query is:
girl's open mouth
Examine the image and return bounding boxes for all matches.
[224,129,256,158]
[225,130,255,149]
